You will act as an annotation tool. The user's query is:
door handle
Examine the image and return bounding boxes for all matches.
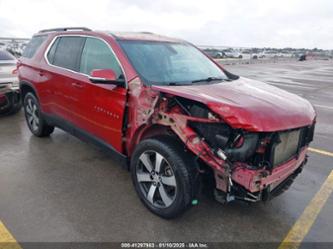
[71,82,84,89]
[39,70,44,77]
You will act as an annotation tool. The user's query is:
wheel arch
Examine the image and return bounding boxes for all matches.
[128,124,179,157]
[20,81,39,101]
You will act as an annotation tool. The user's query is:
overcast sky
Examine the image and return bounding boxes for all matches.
[0,0,332,49]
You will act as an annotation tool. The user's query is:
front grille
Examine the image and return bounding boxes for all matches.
[269,124,315,167]
[273,130,301,165]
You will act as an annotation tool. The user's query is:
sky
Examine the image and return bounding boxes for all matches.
[0,0,332,49]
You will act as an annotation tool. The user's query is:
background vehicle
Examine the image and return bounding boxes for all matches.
[203,49,226,59]
[223,49,243,58]
[299,54,307,61]
[18,28,316,219]
[257,51,278,58]
[251,53,259,59]
[0,50,21,115]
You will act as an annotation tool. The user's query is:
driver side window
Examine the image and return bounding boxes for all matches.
[80,37,123,78]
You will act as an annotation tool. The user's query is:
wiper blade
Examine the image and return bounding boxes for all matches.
[166,82,193,86]
[167,82,177,86]
[191,77,226,83]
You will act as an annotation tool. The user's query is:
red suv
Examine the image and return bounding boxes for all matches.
[18,27,316,218]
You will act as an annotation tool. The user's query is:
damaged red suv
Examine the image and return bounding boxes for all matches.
[18,27,316,218]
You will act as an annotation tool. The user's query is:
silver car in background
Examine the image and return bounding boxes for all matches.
[0,50,21,115]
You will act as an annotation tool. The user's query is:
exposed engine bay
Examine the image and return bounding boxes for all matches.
[150,94,315,203]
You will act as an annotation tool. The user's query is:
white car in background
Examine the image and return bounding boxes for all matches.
[259,51,279,58]
[0,50,21,115]
[223,49,243,59]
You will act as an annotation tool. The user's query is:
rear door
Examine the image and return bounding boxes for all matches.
[68,37,127,153]
[43,36,86,122]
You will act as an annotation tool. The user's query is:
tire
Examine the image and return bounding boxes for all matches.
[0,94,21,116]
[23,92,54,137]
[131,136,199,219]
[0,104,21,116]
[4,103,22,115]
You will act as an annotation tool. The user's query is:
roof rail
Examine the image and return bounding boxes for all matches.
[38,27,92,33]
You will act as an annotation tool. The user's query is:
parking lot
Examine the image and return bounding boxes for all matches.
[0,60,332,248]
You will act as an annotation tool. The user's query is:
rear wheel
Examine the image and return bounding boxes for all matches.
[23,92,54,137]
[131,137,198,219]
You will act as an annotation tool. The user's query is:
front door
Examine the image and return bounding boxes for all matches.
[68,37,127,153]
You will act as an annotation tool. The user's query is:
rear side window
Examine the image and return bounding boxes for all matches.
[48,36,85,72]
[0,50,16,60]
[22,35,47,58]
[79,37,123,77]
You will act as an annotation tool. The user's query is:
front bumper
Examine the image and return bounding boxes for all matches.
[214,147,308,203]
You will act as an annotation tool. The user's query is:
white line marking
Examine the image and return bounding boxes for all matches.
[314,104,333,110]
[269,82,316,89]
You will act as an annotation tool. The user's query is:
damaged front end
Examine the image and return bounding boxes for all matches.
[149,94,315,204]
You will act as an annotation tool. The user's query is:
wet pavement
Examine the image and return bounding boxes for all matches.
[0,60,332,245]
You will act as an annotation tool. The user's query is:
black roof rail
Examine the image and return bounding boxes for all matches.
[38,27,92,33]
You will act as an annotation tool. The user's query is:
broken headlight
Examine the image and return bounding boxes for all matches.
[189,121,259,162]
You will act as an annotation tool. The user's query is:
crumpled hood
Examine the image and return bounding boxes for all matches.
[152,77,316,132]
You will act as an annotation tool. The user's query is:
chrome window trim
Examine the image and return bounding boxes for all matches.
[43,34,128,88]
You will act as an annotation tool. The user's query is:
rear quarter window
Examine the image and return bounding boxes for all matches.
[22,35,47,58]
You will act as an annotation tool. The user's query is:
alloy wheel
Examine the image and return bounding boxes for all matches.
[136,151,177,208]
[25,98,39,132]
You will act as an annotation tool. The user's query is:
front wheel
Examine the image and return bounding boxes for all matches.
[131,137,198,219]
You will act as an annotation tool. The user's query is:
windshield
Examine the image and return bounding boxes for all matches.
[118,40,228,85]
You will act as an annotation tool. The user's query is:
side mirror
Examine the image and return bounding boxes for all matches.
[89,69,125,87]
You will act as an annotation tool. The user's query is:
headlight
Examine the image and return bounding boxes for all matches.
[189,121,231,149]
